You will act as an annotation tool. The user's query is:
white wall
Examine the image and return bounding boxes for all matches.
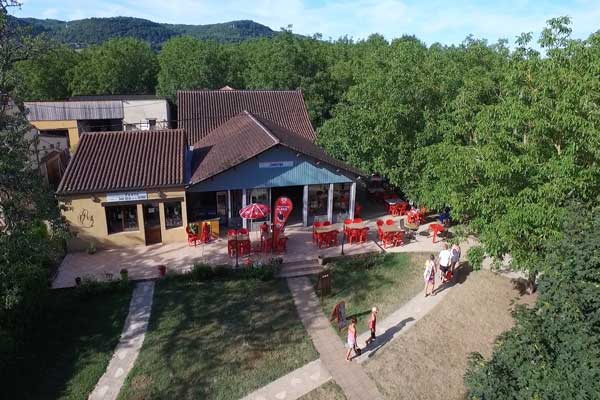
[122,99,170,130]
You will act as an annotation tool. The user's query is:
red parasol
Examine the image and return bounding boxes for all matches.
[239,203,270,219]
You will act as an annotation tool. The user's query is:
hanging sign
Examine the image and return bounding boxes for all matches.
[273,196,293,230]
[106,191,148,203]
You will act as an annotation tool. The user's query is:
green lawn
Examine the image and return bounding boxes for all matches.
[16,284,133,400]
[118,277,318,400]
[299,381,347,400]
[316,253,427,335]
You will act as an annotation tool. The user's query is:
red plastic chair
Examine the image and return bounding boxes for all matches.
[186,226,199,247]
[354,203,362,218]
[394,231,405,246]
[239,228,249,235]
[228,240,237,256]
[386,219,394,225]
[327,230,339,247]
[376,220,384,241]
[398,202,408,216]
[382,232,395,248]
[348,229,361,244]
[200,223,211,243]
[312,222,323,244]
[359,227,369,243]
[227,229,237,236]
[353,218,363,223]
[323,221,332,226]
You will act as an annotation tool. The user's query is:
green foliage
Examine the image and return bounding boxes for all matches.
[1,0,69,386]
[70,37,158,95]
[156,36,228,101]
[11,16,275,49]
[466,246,485,271]
[10,44,78,100]
[464,209,600,399]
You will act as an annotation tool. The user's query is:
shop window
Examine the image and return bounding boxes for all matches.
[308,184,329,217]
[106,205,138,234]
[165,201,183,229]
[333,183,351,214]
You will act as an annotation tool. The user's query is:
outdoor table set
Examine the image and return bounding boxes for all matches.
[376,219,405,248]
[313,222,340,248]
[385,199,409,216]
[227,228,288,257]
[343,219,370,245]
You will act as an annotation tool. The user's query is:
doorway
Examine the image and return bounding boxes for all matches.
[270,186,304,225]
[143,203,162,245]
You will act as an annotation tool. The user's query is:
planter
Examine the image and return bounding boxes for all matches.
[120,268,128,281]
[158,265,167,277]
[75,277,82,286]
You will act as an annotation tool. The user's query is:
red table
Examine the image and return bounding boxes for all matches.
[429,223,444,243]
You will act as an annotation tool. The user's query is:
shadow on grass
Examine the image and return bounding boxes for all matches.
[361,316,416,359]
[432,262,473,296]
[119,278,317,400]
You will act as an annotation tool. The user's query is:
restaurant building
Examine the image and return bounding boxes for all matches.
[57,89,363,251]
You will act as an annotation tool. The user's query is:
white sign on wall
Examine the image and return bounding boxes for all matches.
[258,161,294,168]
[106,191,148,203]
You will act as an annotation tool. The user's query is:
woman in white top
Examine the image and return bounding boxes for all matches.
[424,254,436,297]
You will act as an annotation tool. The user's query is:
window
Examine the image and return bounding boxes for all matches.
[106,205,138,234]
[148,119,157,130]
[164,202,182,229]
[333,183,351,214]
[125,123,137,131]
[308,184,329,217]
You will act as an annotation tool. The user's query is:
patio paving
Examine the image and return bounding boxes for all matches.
[53,224,382,288]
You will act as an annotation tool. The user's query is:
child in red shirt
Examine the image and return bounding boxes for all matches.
[365,307,378,346]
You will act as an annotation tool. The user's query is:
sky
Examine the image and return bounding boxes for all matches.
[10,0,600,45]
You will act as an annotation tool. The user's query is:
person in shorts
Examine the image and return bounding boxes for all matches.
[438,243,451,283]
[450,243,461,275]
[424,254,436,297]
[365,307,378,346]
[345,317,358,361]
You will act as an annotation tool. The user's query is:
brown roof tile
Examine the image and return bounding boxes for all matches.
[190,112,362,185]
[57,129,186,195]
[177,89,316,144]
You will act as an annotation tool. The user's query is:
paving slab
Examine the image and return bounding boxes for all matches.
[287,277,384,400]
[88,281,154,400]
[240,359,332,400]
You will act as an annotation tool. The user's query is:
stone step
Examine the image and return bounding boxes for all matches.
[277,263,323,278]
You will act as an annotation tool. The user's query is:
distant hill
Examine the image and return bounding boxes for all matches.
[9,16,276,49]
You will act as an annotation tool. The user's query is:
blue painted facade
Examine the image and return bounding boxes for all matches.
[187,145,355,193]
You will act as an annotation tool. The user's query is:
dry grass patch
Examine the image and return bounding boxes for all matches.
[298,381,347,400]
[365,268,535,400]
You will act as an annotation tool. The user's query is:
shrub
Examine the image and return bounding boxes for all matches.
[75,277,130,299]
[211,265,230,278]
[467,246,485,271]
[191,263,214,281]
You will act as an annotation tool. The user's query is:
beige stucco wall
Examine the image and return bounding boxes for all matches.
[30,120,80,148]
[123,100,169,129]
[60,188,187,252]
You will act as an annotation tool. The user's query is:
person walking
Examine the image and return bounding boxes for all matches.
[438,243,452,283]
[345,317,358,361]
[365,307,378,346]
[450,243,461,275]
[424,254,436,297]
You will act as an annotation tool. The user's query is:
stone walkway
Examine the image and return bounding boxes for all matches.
[241,359,332,400]
[354,270,451,363]
[287,277,384,400]
[88,281,155,400]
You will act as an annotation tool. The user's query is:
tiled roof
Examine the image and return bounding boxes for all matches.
[189,111,362,185]
[57,129,186,195]
[177,89,316,144]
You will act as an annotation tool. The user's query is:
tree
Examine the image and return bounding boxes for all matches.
[464,208,600,399]
[0,0,67,382]
[10,43,79,100]
[69,37,158,95]
[410,18,600,289]
[156,36,228,102]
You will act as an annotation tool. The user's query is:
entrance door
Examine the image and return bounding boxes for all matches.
[143,203,162,245]
[216,191,228,225]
